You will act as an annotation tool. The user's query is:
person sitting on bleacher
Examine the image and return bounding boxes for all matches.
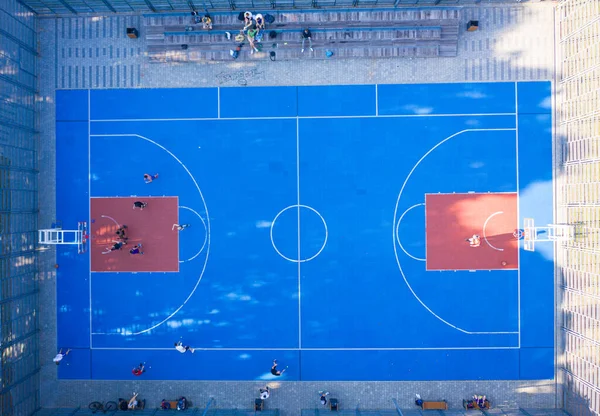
[202,15,212,30]
[247,29,259,54]
[128,392,140,410]
[243,11,254,32]
[255,14,265,30]
[177,397,187,411]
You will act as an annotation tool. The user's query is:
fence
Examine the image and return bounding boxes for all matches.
[556,0,600,415]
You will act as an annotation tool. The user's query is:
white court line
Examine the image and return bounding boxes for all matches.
[91,346,519,351]
[217,87,220,119]
[515,82,521,348]
[90,113,516,123]
[482,211,505,252]
[88,89,92,350]
[90,196,178,199]
[100,214,120,227]
[424,191,518,196]
[296,117,301,350]
[270,204,328,263]
[394,203,426,261]
[392,128,519,335]
[375,84,379,116]
[89,133,210,336]
[178,205,208,263]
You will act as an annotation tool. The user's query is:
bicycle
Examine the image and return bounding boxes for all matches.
[88,401,118,414]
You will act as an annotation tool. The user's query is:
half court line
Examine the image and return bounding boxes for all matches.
[296,116,302,350]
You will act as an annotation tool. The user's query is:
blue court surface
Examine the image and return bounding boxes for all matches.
[55,81,554,381]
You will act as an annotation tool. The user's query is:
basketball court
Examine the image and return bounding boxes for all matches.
[50,81,556,381]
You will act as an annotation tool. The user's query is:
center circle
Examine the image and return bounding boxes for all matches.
[270,204,328,263]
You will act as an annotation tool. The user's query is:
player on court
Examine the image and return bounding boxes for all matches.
[466,234,481,247]
[271,359,287,376]
[53,348,71,365]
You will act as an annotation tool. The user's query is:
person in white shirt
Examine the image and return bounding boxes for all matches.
[466,234,481,247]
[174,340,195,353]
[260,386,270,400]
[53,348,71,365]
[128,392,140,409]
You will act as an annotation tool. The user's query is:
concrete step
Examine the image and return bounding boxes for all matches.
[147,44,440,62]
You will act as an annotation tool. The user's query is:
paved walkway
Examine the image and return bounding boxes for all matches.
[37,3,559,414]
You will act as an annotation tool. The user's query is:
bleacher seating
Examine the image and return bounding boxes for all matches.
[144,8,460,62]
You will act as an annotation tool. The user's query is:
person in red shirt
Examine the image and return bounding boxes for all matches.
[132,362,145,376]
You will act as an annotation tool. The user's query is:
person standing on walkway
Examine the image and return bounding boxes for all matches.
[53,348,71,365]
[319,391,330,406]
[133,201,147,210]
[260,386,270,399]
[174,340,195,353]
[301,28,313,52]
[143,173,159,183]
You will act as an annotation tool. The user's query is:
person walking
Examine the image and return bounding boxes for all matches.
[53,348,71,365]
[143,173,159,183]
[271,359,287,376]
[129,244,143,255]
[172,224,191,231]
[260,386,270,400]
[133,201,147,210]
[301,28,313,52]
[174,340,195,353]
[319,391,330,406]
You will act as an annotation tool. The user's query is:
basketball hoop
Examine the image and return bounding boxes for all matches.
[523,218,574,252]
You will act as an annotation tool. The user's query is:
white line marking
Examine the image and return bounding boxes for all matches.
[482,211,505,252]
[394,203,426,261]
[392,128,518,335]
[424,191,518,195]
[178,205,208,263]
[296,117,302,350]
[88,88,92,349]
[515,82,521,348]
[270,204,328,263]
[90,113,516,123]
[375,84,379,116]
[217,87,220,119]
[91,346,519,351]
[90,196,178,199]
[89,134,210,336]
[100,214,120,227]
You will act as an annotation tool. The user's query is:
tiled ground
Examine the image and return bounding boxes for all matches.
[37,3,559,414]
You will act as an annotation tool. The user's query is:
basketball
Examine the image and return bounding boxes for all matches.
[501,261,507,266]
